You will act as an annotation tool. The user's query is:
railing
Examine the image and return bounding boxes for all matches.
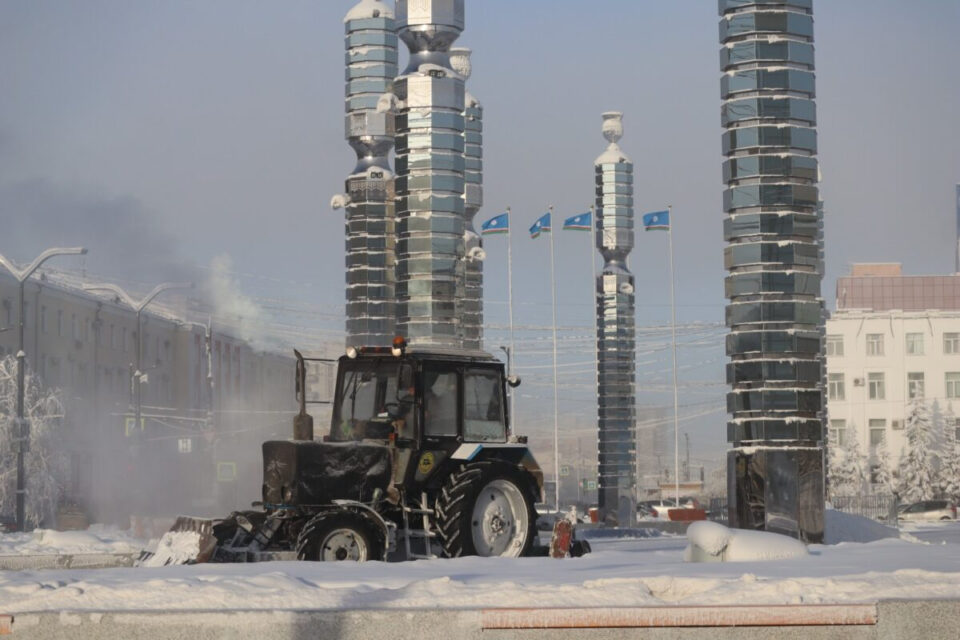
[830,494,898,524]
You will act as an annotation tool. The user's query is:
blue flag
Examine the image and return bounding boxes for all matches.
[562,212,591,231]
[642,210,670,231]
[481,212,509,235]
[529,212,551,239]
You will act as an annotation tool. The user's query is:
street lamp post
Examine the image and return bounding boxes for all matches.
[81,282,193,450]
[0,248,88,531]
[498,345,516,434]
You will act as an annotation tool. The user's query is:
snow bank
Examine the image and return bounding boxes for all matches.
[824,509,900,544]
[139,531,201,568]
[685,521,808,562]
[0,526,146,556]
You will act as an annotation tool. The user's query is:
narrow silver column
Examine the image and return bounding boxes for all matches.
[394,0,466,347]
[336,0,399,347]
[594,112,637,523]
[450,47,484,351]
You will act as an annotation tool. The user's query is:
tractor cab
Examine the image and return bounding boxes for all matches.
[328,342,518,491]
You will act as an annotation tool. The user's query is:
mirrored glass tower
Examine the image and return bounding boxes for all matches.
[595,112,637,522]
[394,0,466,347]
[338,0,399,347]
[450,47,484,351]
[720,0,824,542]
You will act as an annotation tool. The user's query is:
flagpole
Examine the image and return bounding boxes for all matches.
[548,205,560,511]
[667,204,680,506]
[506,207,516,432]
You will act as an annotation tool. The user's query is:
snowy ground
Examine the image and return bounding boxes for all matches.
[1,517,960,614]
[0,525,147,556]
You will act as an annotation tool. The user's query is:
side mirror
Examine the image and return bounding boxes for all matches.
[507,375,521,388]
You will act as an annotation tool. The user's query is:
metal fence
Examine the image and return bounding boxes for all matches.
[830,494,898,524]
[707,495,897,526]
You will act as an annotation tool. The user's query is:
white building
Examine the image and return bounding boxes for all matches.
[826,263,960,486]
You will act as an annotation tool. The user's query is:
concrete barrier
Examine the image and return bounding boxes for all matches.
[2,601,958,639]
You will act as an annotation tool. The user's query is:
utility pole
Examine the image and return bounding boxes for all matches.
[0,248,87,531]
[684,432,690,482]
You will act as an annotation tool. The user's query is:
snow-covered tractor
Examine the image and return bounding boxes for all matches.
[153,338,549,563]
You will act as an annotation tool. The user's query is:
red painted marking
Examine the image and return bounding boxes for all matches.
[0,615,12,635]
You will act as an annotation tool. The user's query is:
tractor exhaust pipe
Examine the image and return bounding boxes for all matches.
[293,349,314,441]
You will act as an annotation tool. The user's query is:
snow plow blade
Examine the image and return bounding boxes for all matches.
[136,516,217,567]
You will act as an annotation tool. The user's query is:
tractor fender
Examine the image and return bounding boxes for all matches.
[330,499,395,558]
[449,444,544,503]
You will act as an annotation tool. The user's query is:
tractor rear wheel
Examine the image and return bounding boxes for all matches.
[435,462,537,558]
[296,511,382,562]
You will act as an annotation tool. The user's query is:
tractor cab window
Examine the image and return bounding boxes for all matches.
[332,360,404,441]
[424,369,459,437]
[464,368,506,442]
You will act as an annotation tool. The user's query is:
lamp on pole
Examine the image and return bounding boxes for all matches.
[81,282,193,450]
[0,247,88,531]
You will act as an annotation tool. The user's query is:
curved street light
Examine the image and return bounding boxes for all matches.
[0,247,87,531]
[81,281,194,453]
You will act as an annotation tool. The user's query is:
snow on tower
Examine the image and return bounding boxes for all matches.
[594,112,637,522]
[720,0,824,542]
[450,47,484,350]
[393,0,466,347]
[334,0,399,347]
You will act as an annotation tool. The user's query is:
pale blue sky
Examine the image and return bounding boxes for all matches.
[2,1,958,465]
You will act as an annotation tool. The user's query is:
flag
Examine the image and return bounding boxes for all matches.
[529,212,551,239]
[562,212,591,231]
[481,212,509,235]
[642,210,670,231]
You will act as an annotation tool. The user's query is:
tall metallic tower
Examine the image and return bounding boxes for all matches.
[720,0,824,542]
[336,0,399,347]
[594,112,637,522]
[394,0,466,347]
[450,47,485,351]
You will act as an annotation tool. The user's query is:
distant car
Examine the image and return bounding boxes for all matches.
[0,515,15,533]
[897,500,957,522]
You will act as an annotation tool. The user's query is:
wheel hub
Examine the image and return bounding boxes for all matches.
[319,528,368,562]
[470,479,529,557]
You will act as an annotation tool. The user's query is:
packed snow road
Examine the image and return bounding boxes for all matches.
[2,530,960,614]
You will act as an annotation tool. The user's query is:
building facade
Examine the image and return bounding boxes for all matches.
[719,0,824,541]
[0,270,301,524]
[827,264,960,487]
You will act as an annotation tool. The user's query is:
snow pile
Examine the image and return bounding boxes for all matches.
[139,531,201,568]
[824,509,900,544]
[685,521,808,563]
[0,526,145,556]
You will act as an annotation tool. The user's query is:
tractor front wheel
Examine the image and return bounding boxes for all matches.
[435,462,537,558]
[296,511,382,562]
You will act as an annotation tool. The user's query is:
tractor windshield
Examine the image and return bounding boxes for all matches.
[331,359,404,442]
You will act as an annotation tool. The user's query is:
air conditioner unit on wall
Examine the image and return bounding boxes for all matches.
[853,377,865,387]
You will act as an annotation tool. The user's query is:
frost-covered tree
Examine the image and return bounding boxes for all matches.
[938,404,960,503]
[898,395,936,503]
[0,355,67,527]
[828,429,868,498]
[871,439,895,495]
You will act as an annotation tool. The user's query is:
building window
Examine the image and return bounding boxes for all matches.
[110,324,116,349]
[57,310,63,337]
[2,299,10,327]
[825,335,843,357]
[40,306,47,334]
[178,438,193,454]
[829,419,847,447]
[869,419,886,448]
[946,372,960,399]
[907,372,925,399]
[905,333,924,355]
[945,333,960,354]
[868,373,885,400]
[123,328,129,353]
[71,314,79,340]
[828,373,845,401]
[866,334,884,356]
